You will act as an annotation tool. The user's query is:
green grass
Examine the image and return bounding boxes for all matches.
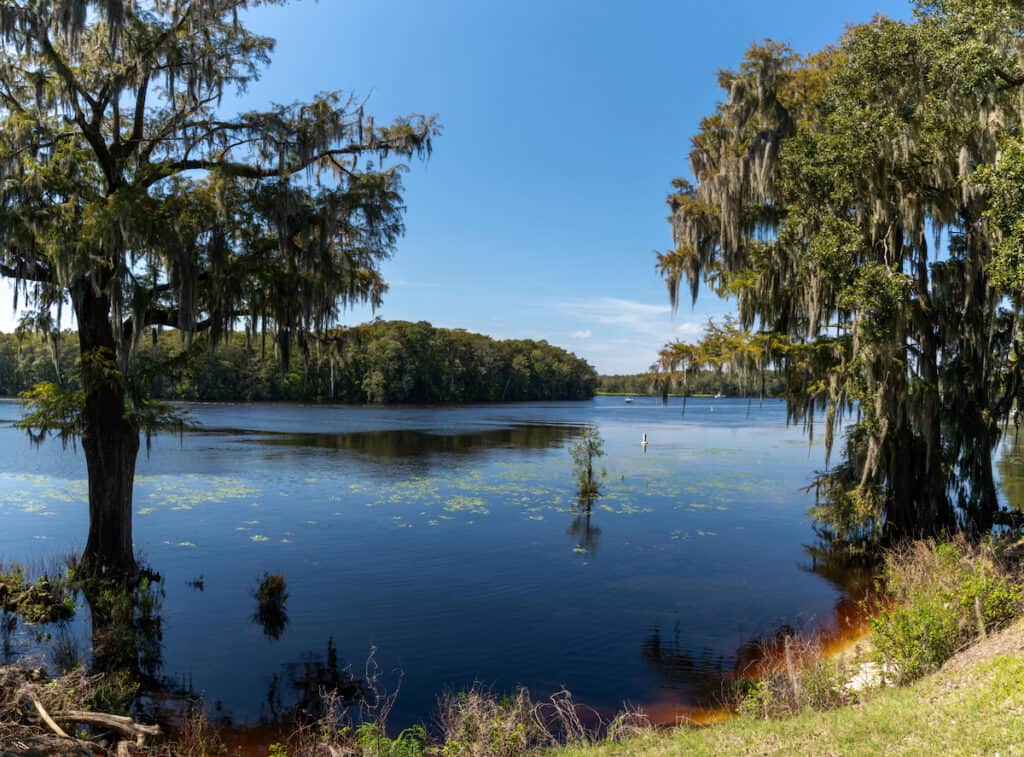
[554,621,1024,756]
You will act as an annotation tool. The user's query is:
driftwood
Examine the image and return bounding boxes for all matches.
[11,688,98,755]
[53,711,161,743]
[10,683,159,753]
[20,689,70,740]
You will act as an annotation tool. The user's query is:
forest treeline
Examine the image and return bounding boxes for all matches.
[597,371,786,397]
[0,320,597,404]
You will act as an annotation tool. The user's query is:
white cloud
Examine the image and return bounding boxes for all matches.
[572,329,593,339]
[557,297,674,338]
[676,321,704,336]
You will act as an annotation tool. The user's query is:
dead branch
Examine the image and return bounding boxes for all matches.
[53,710,160,743]
[21,688,70,740]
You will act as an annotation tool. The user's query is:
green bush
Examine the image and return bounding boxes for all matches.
[870,599,960,683]
[870,538,1023,683]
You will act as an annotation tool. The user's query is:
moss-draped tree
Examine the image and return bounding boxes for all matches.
[0,0,437,576]
[657,0,1024,547]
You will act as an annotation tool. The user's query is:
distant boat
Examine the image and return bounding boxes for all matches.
[624,396,633,404]
[714,391,724,399]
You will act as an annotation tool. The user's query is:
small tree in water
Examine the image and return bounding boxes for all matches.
[570,426,605,500]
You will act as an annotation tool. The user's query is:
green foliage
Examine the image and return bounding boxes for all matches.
[736,678,776,720]
[597,369,787,397]
[870,539,1024,683]
[0,565,76,624]
[980,135,1024,293]
[87,668,141,716]
[15,381,84,446]
[438,686,547,757]
[0,322,597,404]
[351,723,428,757]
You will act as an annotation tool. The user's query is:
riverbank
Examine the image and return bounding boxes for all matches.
[3,538,1021,755]
[555,615,1024,755]
[3,604,1021,755]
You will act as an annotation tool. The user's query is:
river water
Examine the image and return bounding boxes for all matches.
[0,396,948,728]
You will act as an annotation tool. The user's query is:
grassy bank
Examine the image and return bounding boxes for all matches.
[555,618,1024,755]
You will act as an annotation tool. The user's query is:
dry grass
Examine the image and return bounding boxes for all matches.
[730,633,857,720]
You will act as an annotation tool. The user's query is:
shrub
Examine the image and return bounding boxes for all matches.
[439,686,548,756]
[870,538,1024,683]
[733,634,854,719]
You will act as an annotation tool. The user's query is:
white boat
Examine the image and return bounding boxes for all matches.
[714,392,724,399]
[624,396,633,404]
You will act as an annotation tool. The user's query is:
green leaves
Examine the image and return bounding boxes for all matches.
[979,135,1024,295]
[16,381,84,446]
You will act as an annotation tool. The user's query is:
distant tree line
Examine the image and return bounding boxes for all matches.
[598,370,785,398]
[0,320,597,404]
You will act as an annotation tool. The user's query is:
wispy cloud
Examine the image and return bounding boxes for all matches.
[553,297,707,373]
[557,297,674,338]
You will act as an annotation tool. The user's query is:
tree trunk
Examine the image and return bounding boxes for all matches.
[973,438,999,534]
[885,423,918,539]
[73,284,140,578]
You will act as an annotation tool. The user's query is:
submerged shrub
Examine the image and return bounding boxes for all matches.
[870,538,1024,683]
[0,564,76,624]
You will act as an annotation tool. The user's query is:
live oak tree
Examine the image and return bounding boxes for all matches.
[657,0,1024,547]
[0,0,438,576]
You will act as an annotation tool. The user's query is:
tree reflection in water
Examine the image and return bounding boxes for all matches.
[251,572,289,641]
[83,568,165,683]
[263,637,365,724]
[567,496,603,557]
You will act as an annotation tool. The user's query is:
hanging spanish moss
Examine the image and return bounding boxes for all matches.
[657,1,1024,547]
[0,0,439,575]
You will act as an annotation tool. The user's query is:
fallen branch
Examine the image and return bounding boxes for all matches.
[21,688,70,740]
[54,710,161,742]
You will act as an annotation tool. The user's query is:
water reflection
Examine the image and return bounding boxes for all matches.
[263,638,363,724]
[567,498,602,557]
[83,570,165,683]
[997,431,1024,511]
[235,424,583,458]
[641,623,730,712]
[251,573,289,641]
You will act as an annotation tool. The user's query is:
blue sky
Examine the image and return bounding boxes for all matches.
[0,0,912,373]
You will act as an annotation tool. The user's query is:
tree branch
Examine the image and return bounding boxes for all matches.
[142,140,405,187]
[122,305,233,344]
[993,66,1024,91]
[0,259,55,284]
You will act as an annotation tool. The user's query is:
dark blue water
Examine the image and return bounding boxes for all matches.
[0,396,850,726]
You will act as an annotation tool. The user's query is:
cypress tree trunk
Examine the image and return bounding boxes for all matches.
[73,284,140,578]
[886,426,917,538]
